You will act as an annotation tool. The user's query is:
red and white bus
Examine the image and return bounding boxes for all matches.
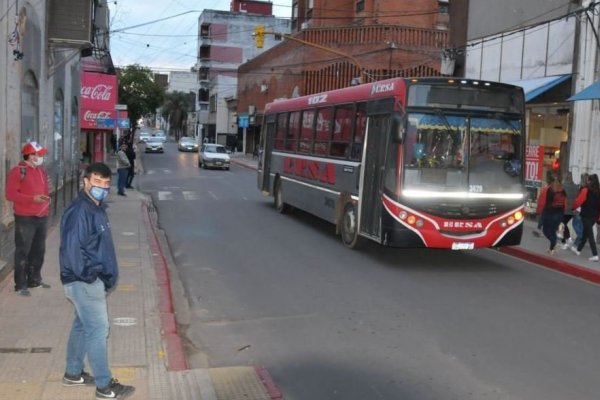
[257,77,525,249]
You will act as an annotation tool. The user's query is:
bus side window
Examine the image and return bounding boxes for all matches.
[274,113,287,150]
[350,103,367,160]
[331,105,352,158]
[314,107,332,156]
[299,109,315,154]
[286,111,300,152]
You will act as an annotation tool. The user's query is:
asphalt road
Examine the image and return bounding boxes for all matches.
[138,142,600,400]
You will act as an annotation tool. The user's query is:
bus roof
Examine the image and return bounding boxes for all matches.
[264,77,524,114]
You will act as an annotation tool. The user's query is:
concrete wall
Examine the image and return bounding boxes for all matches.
[467,0,580,40]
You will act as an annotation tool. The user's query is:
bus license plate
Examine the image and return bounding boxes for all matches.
[452,242,474,250]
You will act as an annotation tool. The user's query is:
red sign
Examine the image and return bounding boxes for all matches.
[525,145,543,185]
[80,72,117,130]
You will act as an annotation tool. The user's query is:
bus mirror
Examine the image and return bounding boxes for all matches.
[391,115,405,143]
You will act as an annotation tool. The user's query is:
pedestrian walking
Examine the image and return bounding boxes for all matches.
[536,174,567,255]
[560,171,579,248]
[124,140,136,189]
[59,162,135,399]
[571,173,600,261]
[5,141,51,296]
[116,142,130,196]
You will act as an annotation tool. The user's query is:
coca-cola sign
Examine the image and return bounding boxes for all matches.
[81,84,113,101]
[80,72,117,130]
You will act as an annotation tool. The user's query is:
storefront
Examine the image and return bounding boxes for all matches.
[80,71,118,163]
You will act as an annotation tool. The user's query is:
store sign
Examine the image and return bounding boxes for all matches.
[525,144,543,187]
[80,72,117,129]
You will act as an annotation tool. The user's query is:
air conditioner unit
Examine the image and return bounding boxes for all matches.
[301,22,309,30]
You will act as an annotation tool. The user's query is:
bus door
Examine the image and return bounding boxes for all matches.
[259,120,275,194]
[360,115,391,239]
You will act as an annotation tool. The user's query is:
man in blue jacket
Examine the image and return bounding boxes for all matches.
[59,162,135,399]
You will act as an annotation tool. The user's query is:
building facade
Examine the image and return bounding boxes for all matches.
[196,3,290,152]
[0,0,107,278]
[236,0,450,144]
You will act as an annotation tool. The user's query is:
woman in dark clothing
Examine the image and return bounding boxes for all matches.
[536,175,567,255]
[571,173,600,261]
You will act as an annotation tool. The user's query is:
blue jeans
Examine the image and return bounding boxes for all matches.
[117,168,128,194]
[572,213,584,247]
[64,279,112,388]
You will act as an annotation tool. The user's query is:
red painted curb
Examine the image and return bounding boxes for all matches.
[500,246,600,285]
[254,365,284,400]
[142,203,189,371]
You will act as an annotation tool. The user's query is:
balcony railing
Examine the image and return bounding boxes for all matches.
[301,25,448,49]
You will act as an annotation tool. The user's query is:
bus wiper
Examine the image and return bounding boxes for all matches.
[434,108,458,137]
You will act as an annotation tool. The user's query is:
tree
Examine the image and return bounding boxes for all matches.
[117,65,164,129]
[160,91,195,140]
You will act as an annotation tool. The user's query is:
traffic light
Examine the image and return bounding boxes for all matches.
[255,24,265,48]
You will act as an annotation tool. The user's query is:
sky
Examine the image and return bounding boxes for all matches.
[107,0,292,72]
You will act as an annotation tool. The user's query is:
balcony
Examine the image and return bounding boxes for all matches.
[301,24,448,49]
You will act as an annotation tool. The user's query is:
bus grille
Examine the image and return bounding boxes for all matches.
[419,203,500,219]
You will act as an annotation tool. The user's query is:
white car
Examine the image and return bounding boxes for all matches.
[138,131,150,143]
[198,144,230,170]
[152,131,167,142]
[145,137,164,153]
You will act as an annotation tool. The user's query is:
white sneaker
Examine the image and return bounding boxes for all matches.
[566,237,574,245]
[589,255,599,262]
[570,246,581,256]
[561,243,570,250]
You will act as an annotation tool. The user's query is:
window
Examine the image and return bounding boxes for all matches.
[287,111,300,152]
[350,102,367,160]
[209,94,217,112]
[21,71,39,145]
[307,0,313,19]
[330,105,351,158]
[299,110,315,154]
[356,0,365,12]
[274,113,288,150]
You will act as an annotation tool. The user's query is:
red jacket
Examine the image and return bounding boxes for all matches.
[5,162,50,217]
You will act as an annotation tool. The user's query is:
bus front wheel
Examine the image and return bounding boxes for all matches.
[341,203,360,249]
[274,179,290,213]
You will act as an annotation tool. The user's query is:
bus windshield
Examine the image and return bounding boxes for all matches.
[403,112,523,196]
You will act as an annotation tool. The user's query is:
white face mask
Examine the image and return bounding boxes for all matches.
[32,156,44,166]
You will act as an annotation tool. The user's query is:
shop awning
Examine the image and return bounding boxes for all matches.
[507,74,571,102]
[568,79,600,101]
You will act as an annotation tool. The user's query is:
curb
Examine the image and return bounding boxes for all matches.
[500,246,600,285]
[141,201,189,371]
[231,158,258,171]
[254,366,284,400]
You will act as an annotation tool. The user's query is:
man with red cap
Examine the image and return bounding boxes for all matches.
[5,141,51,296]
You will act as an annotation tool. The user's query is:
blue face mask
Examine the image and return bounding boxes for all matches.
[89,186,110,202]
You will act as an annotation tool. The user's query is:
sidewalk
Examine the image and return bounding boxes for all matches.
[0,184,279,400]
[231,153,600,284]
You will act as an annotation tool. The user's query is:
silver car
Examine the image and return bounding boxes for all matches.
[198,144,230,170]
[178,137,198,152]
[145,137,164,153]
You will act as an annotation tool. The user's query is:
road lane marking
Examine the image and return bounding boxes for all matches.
[158,191,173,201]
[182,191,200,200]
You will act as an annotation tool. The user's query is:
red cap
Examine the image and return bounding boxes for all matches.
[22,141,48,156]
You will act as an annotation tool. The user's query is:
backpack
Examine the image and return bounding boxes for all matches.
[550,189,567,209]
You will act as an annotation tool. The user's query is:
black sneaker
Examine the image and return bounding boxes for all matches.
[16,288,31,297]
[96,378,135,399]
[28,282,51,289]
[62,370,95,386]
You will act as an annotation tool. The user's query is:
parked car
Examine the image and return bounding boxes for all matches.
[145,137,164,153]
[198,144,230,170]
[138,131,150,143]
[178,137,198,152]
